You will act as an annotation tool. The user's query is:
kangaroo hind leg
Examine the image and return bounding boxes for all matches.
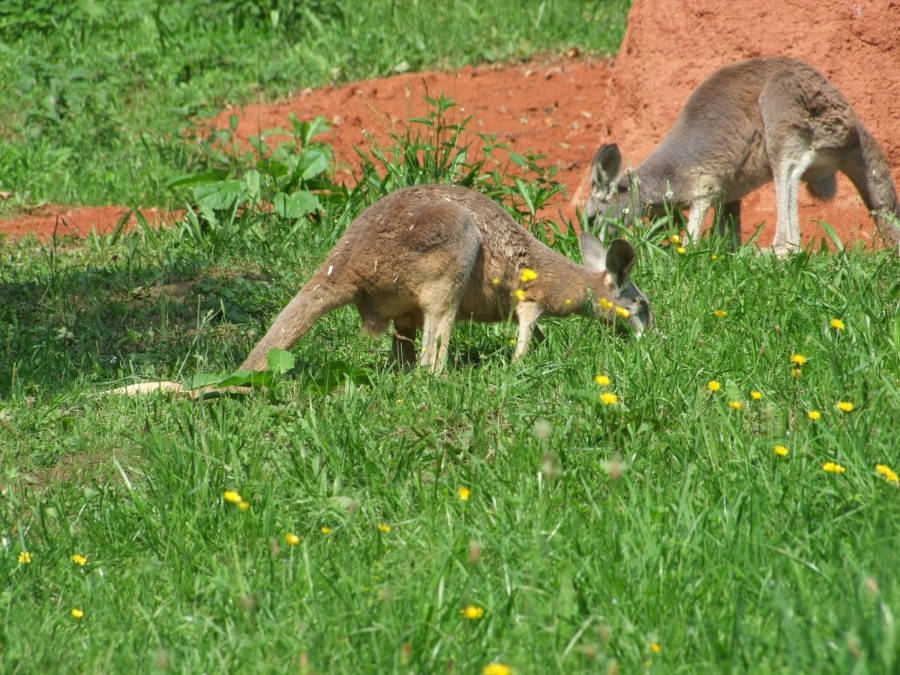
[239,278,354,371]
[759,90,814,257]
[417,222,481,374]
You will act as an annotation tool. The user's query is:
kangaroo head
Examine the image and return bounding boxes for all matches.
[579,231,652,336]
[585,143,635,226]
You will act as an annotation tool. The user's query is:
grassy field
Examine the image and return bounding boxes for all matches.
[3,1,900,673]
[0,0,628,211]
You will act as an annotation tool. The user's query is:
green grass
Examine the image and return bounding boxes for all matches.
[0,0,629,211]
[3,107,900,671]
[3,2,900,672]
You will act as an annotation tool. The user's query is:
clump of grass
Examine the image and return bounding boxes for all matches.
[354,92,565,228]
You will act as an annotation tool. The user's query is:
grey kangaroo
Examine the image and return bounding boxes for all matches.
[586,56,900,256]
[239,184,652,373]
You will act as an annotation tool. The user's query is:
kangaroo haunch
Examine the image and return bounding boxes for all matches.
[587,56,900,257]
[240,184,652,373]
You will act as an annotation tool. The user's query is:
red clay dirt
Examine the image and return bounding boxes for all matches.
[2,0,898,249]
[0,205,178,241]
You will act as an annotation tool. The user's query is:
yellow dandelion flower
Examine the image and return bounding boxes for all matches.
[823,462,847,474]
[461,605,485,620]
[71,608,84,619]
[836,401,855,413]
[676,246,686,255]
[650,642,663,654]
[615,306,631,319]
[492,277,500,286]
[483,664,512,675]
[594,374,611,386]
[790,354,807,366]
[238,501,250,511]
[512,289,526,302]
[285,533,300,546]
[707,380,721,392]
[790,367,803,379]
[710,254,719,260]
[808,410,822,420]
[519,268,538,283]
[774,445,789,457]
[599,298,614,310]
[458,487,471,501]
[830,318,845,330]
[876,464,899,485]
[600,392,619,405]
[714,309,728,318]
[750,390,763,400]
[71,554,87,566]
[669,234,682,245]
[728,400,742,410]
[320,527,332,535]
[378,524,392,533]
[18,551,32,564]
[223,490,242,503]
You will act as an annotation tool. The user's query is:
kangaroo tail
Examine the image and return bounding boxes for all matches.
[238,270,353,371]
[841,123,900,250]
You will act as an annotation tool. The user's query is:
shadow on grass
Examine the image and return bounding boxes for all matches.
[0,233,276,398]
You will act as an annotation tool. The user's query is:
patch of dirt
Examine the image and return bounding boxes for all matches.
[210,55,613,224]
[0,206,178,241]
[21,452,108,490]
[2,0,898,248]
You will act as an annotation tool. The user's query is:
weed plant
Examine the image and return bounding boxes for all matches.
[2,102,900,673]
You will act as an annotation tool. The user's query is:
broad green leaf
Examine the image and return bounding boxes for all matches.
[298,147,331,180]
[242,169,262,203]
[216,371,274,388]
[182,373,228,390]
[267,348,296,375]
[183,370,274,390]
[274,190,320,219]
[194,180,245,211]
[257,159,289,179]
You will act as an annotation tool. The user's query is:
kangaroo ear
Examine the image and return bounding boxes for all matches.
[604,239,636,287]
[578,231,609,272]
[591,144,622,195]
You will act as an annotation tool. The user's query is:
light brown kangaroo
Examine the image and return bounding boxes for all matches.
[239,184,652,373]
[586,56,900,257]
